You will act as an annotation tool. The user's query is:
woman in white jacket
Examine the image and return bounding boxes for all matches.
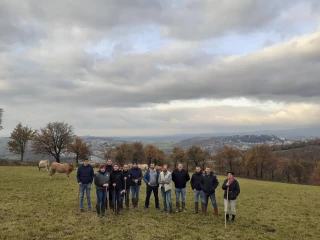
[158,164,173,214]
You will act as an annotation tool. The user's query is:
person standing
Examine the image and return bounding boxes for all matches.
[222,171,240,223]
[77,158,94,212]
[105,158,113,209]
[110,163,125,215]
[190,166,203,214]
[121,164,131,210]
[129,161,143,208]
[143,163,160,210]
[200,167,219,216]
[93,165,110,217]
[172,163,190,213]
[158,164,173,214]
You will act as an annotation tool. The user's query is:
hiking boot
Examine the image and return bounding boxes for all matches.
[132,199,135,208]
[214,207,219,217]
[226,214,230,222]
[96,205,101,218]
[101,205,106,217]
[202,204,207,215]
[80,208,84,213]
[182,202,186,212]
[125,199,129,210]
[117,206,121,215]
[231,214,235,223]
[169,210,173,214]
[194,202,199,214]
[136,198,139,208]
[175,202,180,213]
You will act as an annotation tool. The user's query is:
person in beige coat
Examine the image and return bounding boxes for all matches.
[158,164,173,214]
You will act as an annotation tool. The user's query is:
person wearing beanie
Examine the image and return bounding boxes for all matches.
[94,165,110,217]
[129,161,142,208]
[190,166,203,214]
[222,171,240,223]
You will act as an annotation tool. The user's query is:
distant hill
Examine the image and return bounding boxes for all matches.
[173,135,293,153]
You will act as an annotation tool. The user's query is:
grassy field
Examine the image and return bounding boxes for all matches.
[0,166,320,240]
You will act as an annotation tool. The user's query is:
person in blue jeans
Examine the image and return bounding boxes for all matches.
[190,166,203,214]
[158,164,173,214]
[200,167,219,216]
[143,163,160,210]
[172,163,190,213]
[129,161,142,208]
[93,165,110,217]
[77,158,94,212]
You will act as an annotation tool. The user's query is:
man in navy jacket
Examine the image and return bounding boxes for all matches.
[77,158,94,212]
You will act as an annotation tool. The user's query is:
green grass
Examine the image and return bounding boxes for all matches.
[1,166,320,240]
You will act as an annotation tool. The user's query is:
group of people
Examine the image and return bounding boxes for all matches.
[76,158,240,223]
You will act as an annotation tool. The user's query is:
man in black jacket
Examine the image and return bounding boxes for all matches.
[129,161,142,208]
[190,166,202,214]
[105,158,113,209]
[200,167,219,216]
[121,164,131,210]
[172,163,190,213]
[77,159,94,212]
[110,163,125,215]
[222,171,240,223]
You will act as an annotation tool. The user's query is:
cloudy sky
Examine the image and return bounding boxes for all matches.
[0,0,320,137]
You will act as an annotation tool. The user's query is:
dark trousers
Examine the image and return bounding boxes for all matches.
[145,185,159,208]
[112,189,122,209]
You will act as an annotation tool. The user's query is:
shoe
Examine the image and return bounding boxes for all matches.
[226,214,230,222]
[156,207,160,210]
[101,205,106,217]
[169,210,173,214]
[80,208,84,213]
[175,202,180,213]
[96,205,101,217]
[194,202,199,214]
[214,207,219,217]
[231,214,235,223]
[182,202,186,212]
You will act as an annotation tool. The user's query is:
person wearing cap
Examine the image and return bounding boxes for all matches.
[129,161,143,208]
[121,164,131,210]
[77,158,95,212]
[94,165,110,217]
[222,171,240,223]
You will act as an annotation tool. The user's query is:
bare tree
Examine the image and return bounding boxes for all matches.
[32,122,75,163]
[7,123,35,161]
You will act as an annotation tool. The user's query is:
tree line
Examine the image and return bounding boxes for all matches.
[1,117,319,186]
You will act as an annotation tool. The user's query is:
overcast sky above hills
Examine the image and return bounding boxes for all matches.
[1,0,320,136]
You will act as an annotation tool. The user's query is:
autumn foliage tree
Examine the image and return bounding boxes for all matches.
[7,123,35,161]
[186,146,212,171]
[245,145,275,179]
[132,142,145,164]
[170,147,186,168]
[311,161,320,185]
[113,143,135,166]
[144,144,165,166]
[214,146,243,174]
[67,137,91,165]
[32,122,75,163]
